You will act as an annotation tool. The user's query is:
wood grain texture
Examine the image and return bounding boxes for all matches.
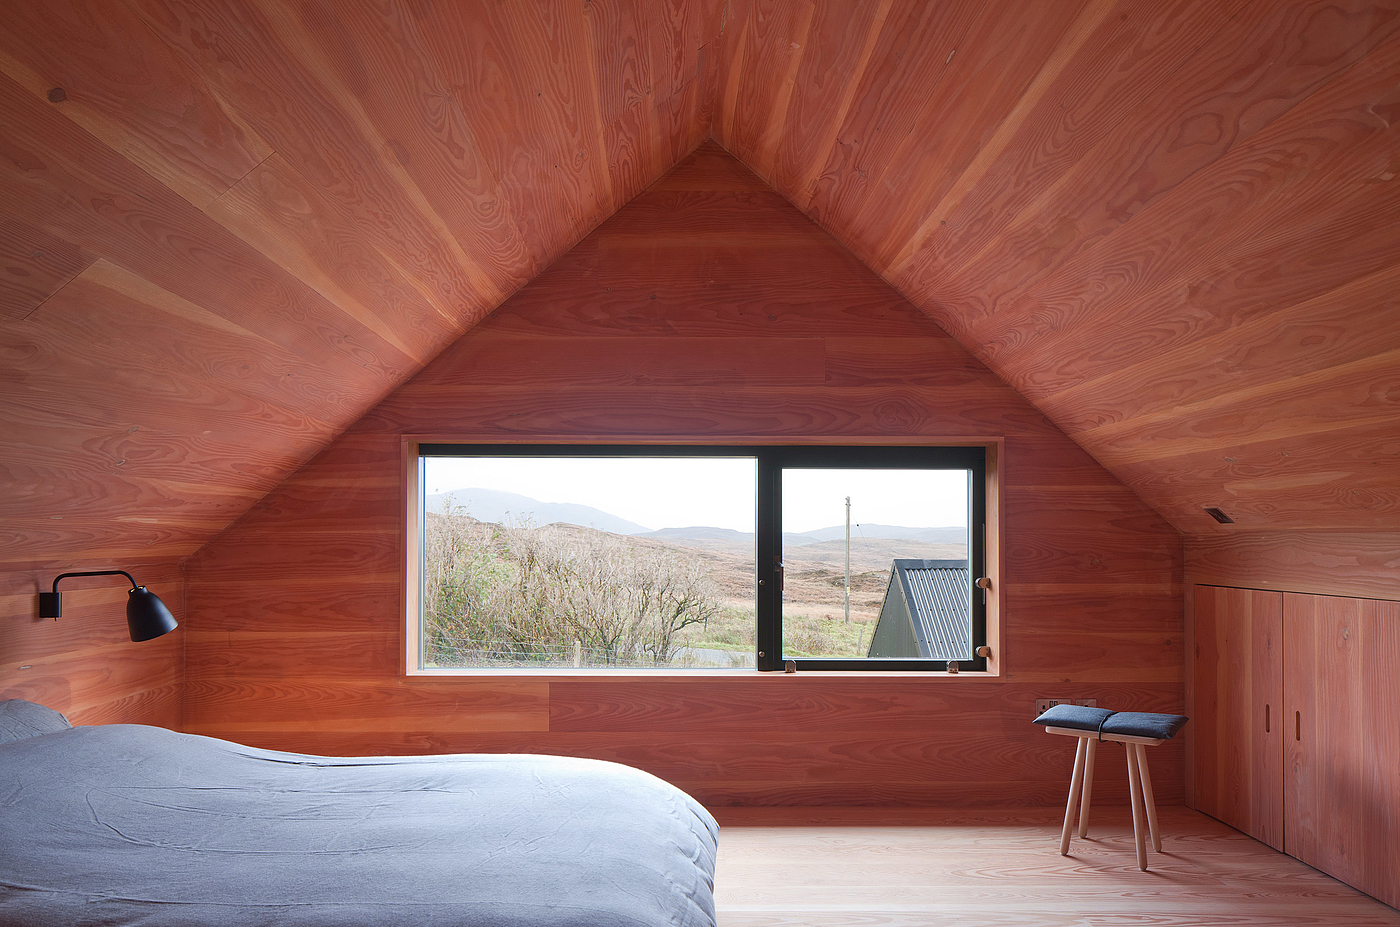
[0,257,363,567]
[1188,585,1284,850]
[183,145,1182,808]
[713,807,1400,925]
[1186,532,1400,601]
[0,560,183,729]
[0,62,423,567]
[0,0,272,208]
[0,0,720,574]
[714,0,1400,554]
[0,216,93,320]
[1285,593,1400,909]
[7,0,1392,828]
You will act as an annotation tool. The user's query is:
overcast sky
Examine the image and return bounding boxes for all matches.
[425,456,967,533]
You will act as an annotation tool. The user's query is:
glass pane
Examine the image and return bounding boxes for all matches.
[422,455,756,669]
[780,468,970,660]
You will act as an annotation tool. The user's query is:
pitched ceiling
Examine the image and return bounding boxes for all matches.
[710,0,1400,537]
[2,0,1397,569]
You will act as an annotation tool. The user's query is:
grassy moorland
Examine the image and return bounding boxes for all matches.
[423,505,964,667]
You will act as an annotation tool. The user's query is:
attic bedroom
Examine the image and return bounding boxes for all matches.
[1,1,1397,924]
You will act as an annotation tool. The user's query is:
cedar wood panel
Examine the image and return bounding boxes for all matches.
[183,145,1185,807]
[0,559,184,729]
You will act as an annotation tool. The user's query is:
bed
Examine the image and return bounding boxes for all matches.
[0,699,718,927]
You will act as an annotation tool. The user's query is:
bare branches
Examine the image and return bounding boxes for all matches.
[423,501,721,667]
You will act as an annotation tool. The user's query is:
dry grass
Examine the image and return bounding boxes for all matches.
[425,503,966,664]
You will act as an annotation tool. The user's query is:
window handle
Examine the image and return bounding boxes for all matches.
[773,556,784,592]
[1264,703,1270,733]
[1295,711,1301,742]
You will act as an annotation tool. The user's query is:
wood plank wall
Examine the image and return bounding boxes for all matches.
[183,143,1184,808]
[1186,533,1400,602]
[0,559,183,728]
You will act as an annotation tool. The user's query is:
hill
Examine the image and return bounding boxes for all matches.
[426,487,652,535]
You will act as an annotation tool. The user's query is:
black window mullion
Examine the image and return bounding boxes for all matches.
[755,451,782,672]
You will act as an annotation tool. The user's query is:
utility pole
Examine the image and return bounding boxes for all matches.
[844,495,851,624]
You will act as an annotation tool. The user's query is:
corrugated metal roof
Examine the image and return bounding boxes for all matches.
[894,559,971,660]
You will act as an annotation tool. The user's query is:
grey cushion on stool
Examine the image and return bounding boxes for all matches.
[1033,704,1187,871]
[1032,704,1188,740]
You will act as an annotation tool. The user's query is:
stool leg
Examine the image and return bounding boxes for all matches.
[1060,736,1088,855]
[1136,744,1161,852]
[1077,737,1097,838]
[1125,743,1148,871]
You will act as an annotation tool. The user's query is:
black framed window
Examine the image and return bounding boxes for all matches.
[416,444,986,672]
[756,446,985,671]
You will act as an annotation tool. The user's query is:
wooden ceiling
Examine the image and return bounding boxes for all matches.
[2,0,1397,569]
[0,0,721,567]
[713,0,1400,537]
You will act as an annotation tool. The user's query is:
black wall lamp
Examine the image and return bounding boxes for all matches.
[38,571,178,642]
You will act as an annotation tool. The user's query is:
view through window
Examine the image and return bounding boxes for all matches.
[421,452,758,669]
[779,467,970,662]
[417,446,984,671]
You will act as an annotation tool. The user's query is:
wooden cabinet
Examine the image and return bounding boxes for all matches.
[1188,585,1283,850]
[1191,586,1400,909]
[1284,593,1400,910]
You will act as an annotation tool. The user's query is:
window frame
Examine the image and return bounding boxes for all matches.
[756,445,986,672]
[408,442,990,674]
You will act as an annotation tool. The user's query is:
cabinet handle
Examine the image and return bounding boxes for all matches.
[1265,704,1270,733]
[1295,711,1301,742]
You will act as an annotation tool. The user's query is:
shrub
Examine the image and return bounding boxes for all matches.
[423,499,720,667]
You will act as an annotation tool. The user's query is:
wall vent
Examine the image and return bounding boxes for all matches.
[1204,506,1234,524]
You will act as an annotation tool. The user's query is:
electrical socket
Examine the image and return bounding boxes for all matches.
[1034,697,1097,718]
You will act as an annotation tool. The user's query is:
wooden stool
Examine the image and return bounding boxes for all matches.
[1045,726,1164,871]
[1033,706,1188,872]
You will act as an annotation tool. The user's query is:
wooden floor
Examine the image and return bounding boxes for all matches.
[711,805,1400,926]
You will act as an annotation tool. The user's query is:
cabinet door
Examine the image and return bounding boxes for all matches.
[1189,585,1284,849]
[1284,594,1400,909]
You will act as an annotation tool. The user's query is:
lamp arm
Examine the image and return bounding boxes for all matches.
[39,569,177,641]
[50,570,139,594]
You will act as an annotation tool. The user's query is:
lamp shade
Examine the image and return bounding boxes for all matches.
[126,586,178,642]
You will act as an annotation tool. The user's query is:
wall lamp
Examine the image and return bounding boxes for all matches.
[38,571,178,642]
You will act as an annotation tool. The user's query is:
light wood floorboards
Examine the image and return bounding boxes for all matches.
[711,806,1400,926]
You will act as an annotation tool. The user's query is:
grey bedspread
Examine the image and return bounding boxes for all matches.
[0,720,718,927]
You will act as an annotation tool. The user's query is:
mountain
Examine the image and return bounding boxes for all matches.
[426,488,653,535]
[782,538,967,573]
[427,492,965,549]
[639,526,753,541]
[638,524,966,550]
[785,523,966,545]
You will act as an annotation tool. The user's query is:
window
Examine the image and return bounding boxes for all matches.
[410,445,986,672]
[756,446,985,671]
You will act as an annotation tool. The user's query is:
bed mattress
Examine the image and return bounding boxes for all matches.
[0,714,718,926]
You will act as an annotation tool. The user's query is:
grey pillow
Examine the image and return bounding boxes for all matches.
[0,699,72,744]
